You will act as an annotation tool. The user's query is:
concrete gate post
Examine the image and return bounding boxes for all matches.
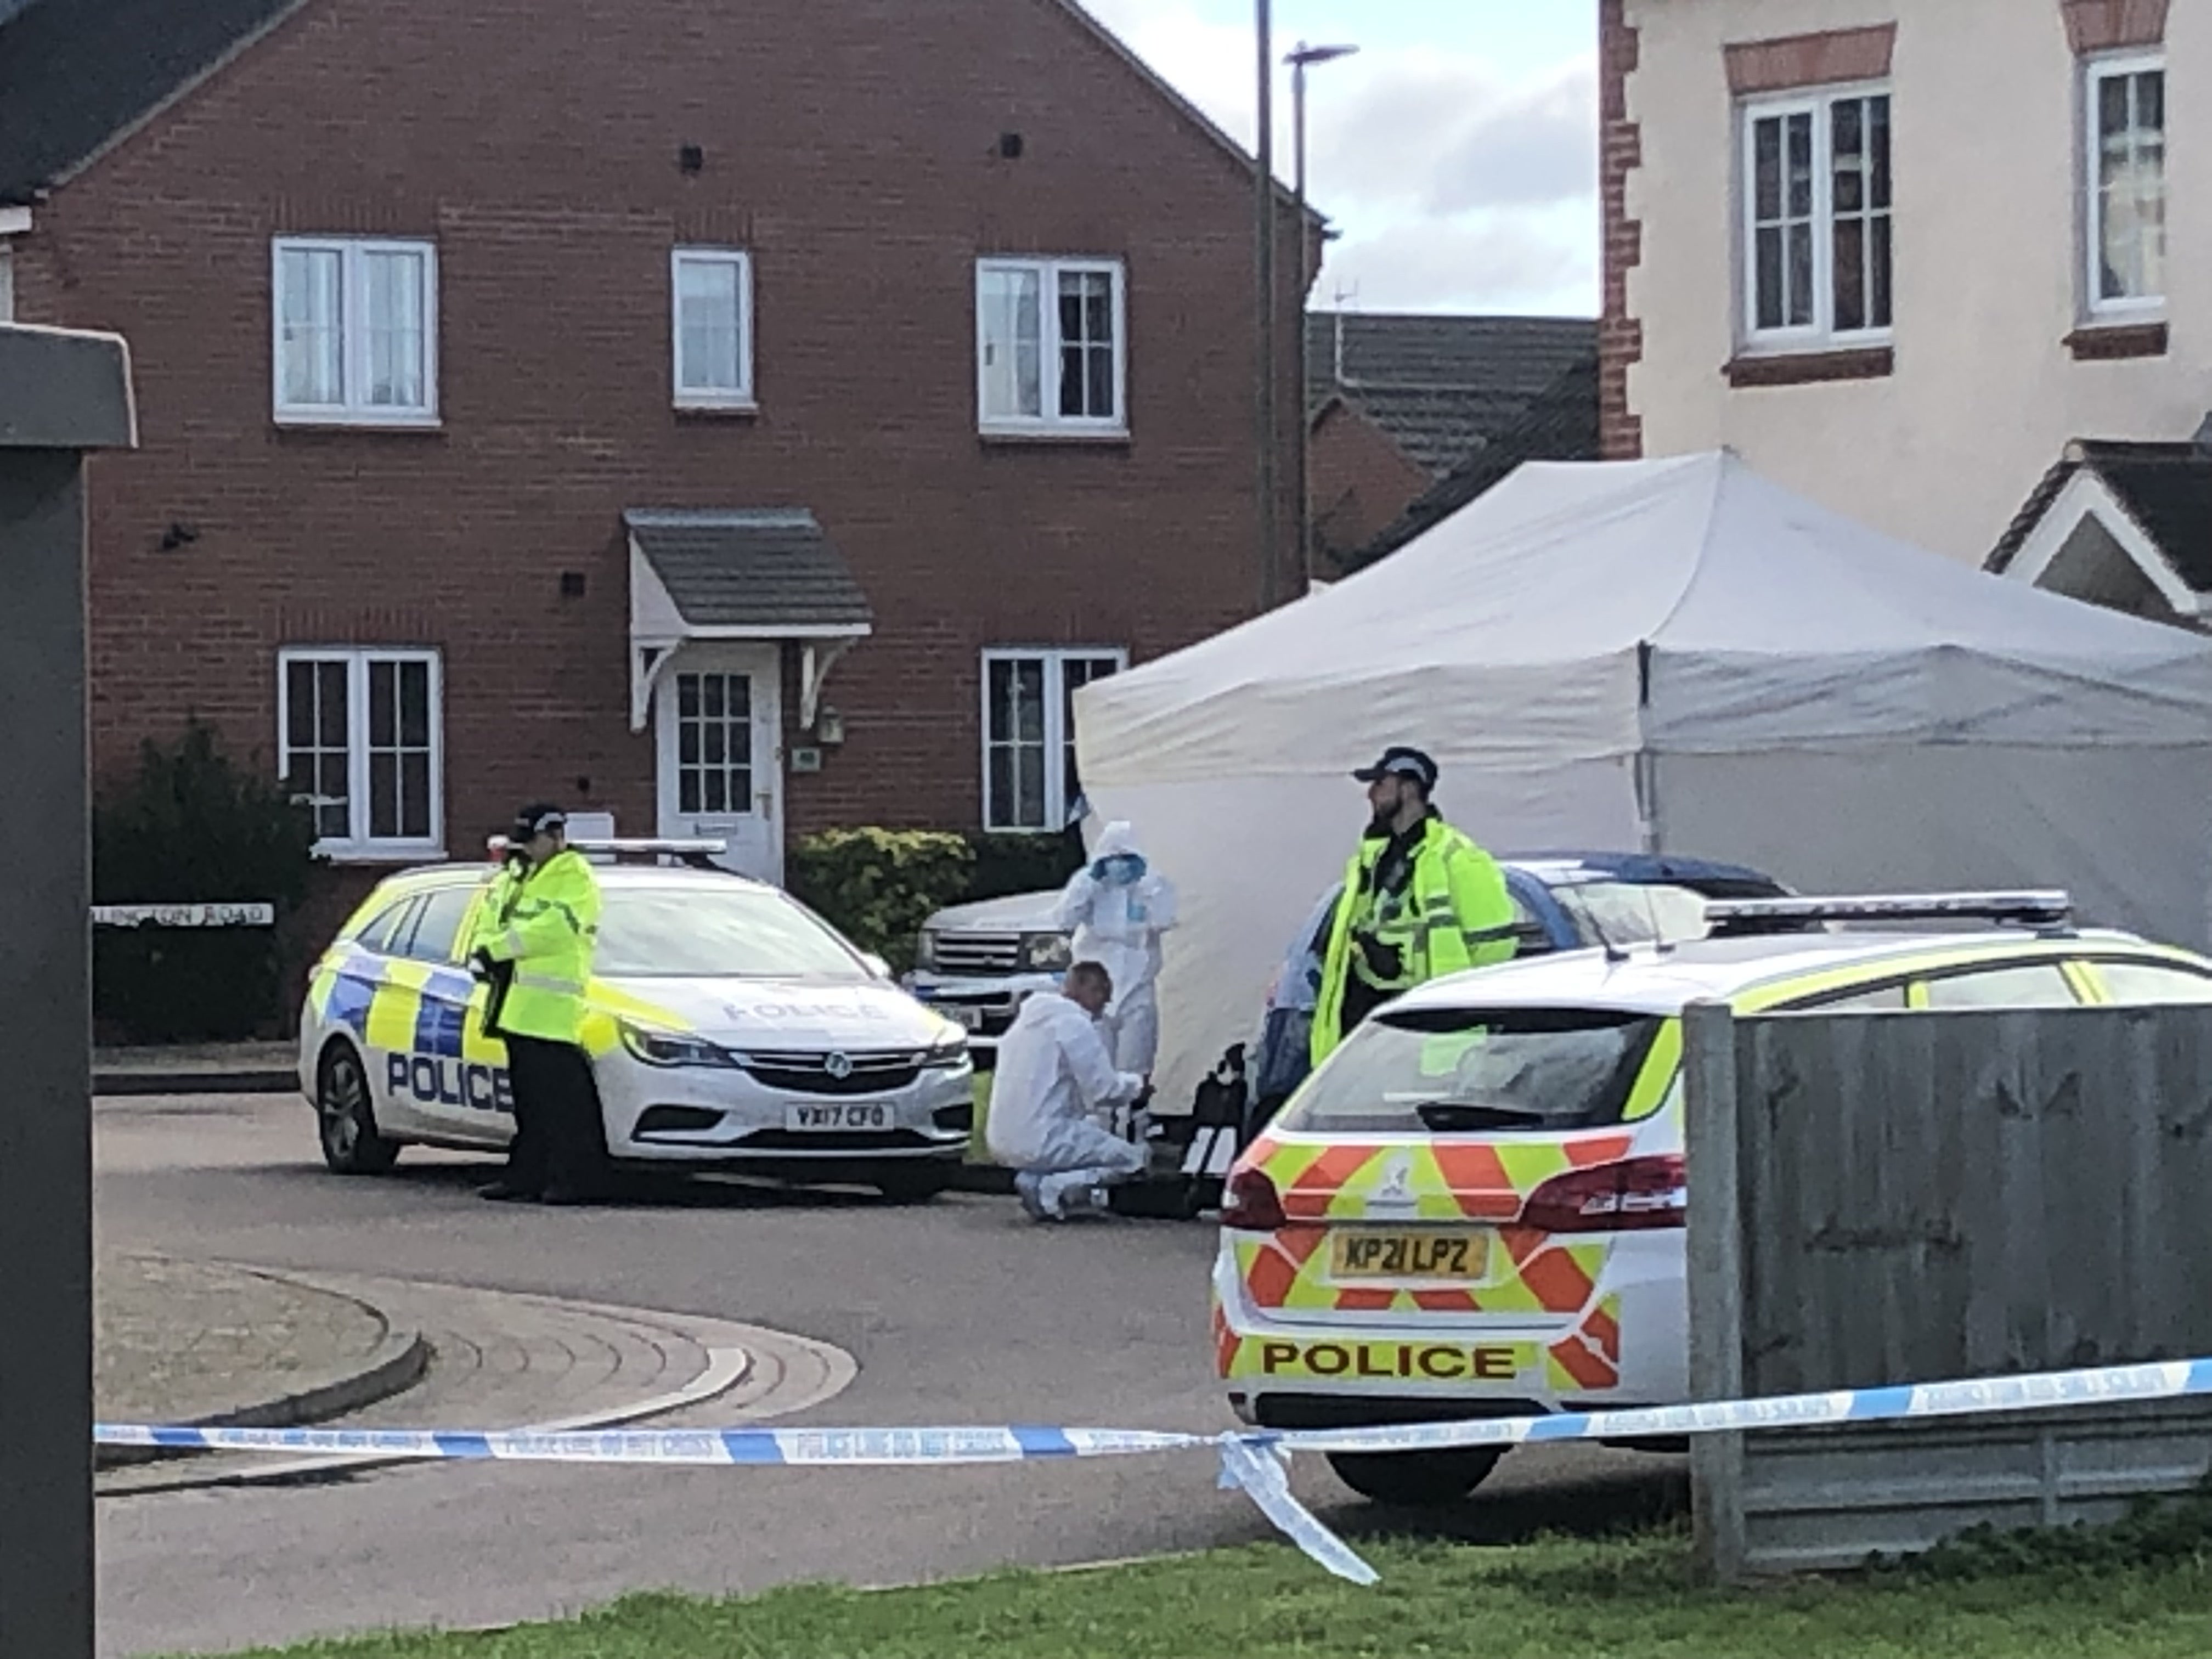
[0,323,138,1659]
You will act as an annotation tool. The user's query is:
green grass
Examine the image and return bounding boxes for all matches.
[174,1514,2212,1659]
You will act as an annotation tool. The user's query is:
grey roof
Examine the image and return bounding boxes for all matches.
[0,0,309,203]
[1336,353,1601,575]
[625,509,873,631]
[1306,311,1598,476]
[1988,437,2212,594]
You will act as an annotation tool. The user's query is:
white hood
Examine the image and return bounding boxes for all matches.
[924,890,1065,934]
[600,975,960,1051]
[1091,820,1143,866]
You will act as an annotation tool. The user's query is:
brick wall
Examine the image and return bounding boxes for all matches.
[1599,0,1644,461]
[18,0,1306,861]
[1308,402,1433,567]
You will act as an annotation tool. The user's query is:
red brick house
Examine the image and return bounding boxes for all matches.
[0,0,1310,899]
[1302,310,1596,572]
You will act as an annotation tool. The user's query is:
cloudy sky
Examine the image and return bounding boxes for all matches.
[1079,0,1599,318]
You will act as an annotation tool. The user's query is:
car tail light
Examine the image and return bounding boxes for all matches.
[1521,1154,1687,1233]
[1222,1166,1288,1231]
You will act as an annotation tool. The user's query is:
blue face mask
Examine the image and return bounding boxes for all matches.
[1094,853,1146,887]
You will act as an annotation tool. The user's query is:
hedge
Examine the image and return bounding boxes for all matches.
[788,827,1090,973]
[93,721,320,1042]
[786,828,975,974]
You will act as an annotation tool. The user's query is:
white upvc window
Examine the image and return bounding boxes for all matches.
[672,247,755,408]
[975,257,1127,435]
[1740,86,1892,348]
[980,648,1126,832]
[278,648,444,859]
[2085,52,2166,315]
[272,238,438,425]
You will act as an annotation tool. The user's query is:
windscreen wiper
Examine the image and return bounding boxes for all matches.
[1410,1099,1551,1132]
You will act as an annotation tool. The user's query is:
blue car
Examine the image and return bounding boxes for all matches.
[1241,853,1797,1126]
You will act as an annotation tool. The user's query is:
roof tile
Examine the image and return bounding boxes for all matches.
[0,0,308,202]
[1338,354,1601,573]
[625,509,874,630]
[1306,311,1596,477]
[1987,437,2212,592]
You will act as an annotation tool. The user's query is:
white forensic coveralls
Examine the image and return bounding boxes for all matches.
[984,991,1149,1219]
[1053,821,1178,1075]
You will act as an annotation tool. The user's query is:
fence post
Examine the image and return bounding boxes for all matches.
[0,323,137,1659]
[1684,996,1747,1585]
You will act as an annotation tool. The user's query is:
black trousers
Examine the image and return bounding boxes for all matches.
[501,1035,605,1196]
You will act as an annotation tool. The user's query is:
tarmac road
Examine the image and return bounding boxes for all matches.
[94,1091,1685,1658]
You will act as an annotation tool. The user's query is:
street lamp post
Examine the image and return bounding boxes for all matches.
[1254,0,1278,610]
[1286,40,1358,589]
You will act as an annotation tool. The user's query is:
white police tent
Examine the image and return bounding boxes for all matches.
[1074,450,2212,1111]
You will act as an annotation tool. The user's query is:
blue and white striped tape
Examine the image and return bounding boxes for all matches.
[97,1355,2212,1585]
[95,1423,1202,1466]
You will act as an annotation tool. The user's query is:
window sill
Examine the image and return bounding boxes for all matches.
[675,398,760,419]
[1723,346,1894,388]
[275,411,445,433]
[316,844,449,867]
[979,425,1132,447]
[2066,320,2168,361]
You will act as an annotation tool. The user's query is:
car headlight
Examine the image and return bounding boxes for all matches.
[923,1028,971,1070]
[915,929,939,972]
[1019,932,1073,972]
[619,1022,736,1069]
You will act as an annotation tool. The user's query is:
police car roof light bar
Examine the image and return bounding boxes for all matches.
[1704,890,2074,929]
[484,835,730,868]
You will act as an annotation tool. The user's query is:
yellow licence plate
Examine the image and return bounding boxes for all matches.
[1329,1230,1488,1280]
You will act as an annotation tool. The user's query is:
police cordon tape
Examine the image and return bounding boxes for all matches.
[95,1354,2212,1587]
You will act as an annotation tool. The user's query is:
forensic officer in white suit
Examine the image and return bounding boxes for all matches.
[984,961,1152,1221]
[1052,820,1177,1075]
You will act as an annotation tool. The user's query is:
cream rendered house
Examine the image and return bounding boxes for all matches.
[1601,0,2210,627]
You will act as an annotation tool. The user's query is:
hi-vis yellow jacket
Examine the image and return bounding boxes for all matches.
[470,849,602,1044]
[1311,816,1517,1065]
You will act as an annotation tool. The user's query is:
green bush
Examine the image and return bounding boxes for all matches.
[787,828,975,974]
[964,830,1086,902]
[93,720,320,1042]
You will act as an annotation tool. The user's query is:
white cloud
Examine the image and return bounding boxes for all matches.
[1317,213,1594,315]
[1318,60,1597,216]
[1077,0,1598,314]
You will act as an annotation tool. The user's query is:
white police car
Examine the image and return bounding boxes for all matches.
[298,841,974,1199]
[1216,890,2212,1504]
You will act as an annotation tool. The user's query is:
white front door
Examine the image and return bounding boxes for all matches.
[655,644,783,883]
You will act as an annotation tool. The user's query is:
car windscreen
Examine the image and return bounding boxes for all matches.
[594,887,871,980]
[1276,1006,1667,1136]
[1546,879,1718,945]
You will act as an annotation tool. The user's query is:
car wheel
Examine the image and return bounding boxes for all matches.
[873,1165,953,1204]
[317,1042,400,1176]
[1325,1447,1502,1507]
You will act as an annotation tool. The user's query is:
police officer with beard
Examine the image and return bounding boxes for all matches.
[1310,747,1518,1066]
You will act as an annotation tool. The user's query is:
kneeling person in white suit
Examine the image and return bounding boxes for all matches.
[985,961,1151,1221]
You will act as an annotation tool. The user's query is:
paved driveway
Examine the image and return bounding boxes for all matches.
[94,1092,1683,1657]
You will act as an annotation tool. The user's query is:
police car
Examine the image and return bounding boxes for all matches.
[1212,891,2212,1506]
[299,840,974,1199]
